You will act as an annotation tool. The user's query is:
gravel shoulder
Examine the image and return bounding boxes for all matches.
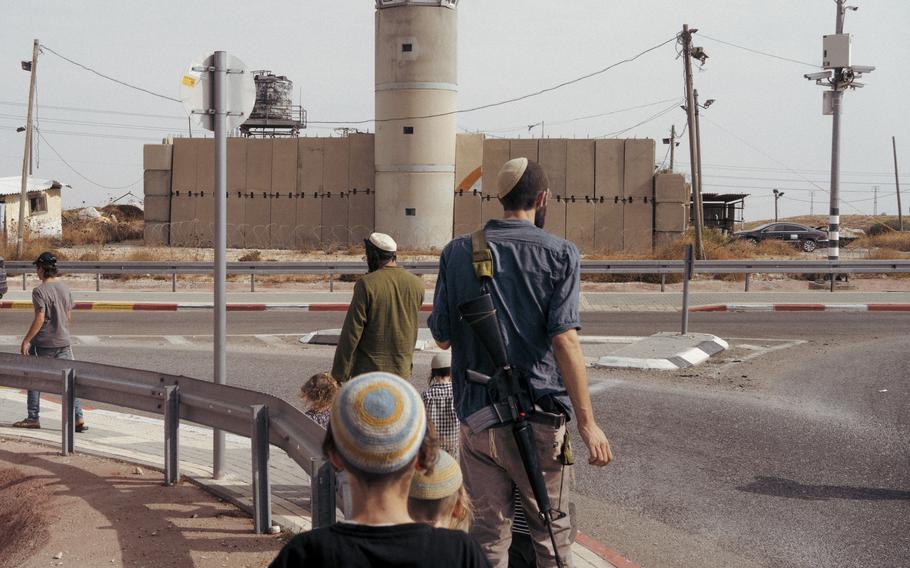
[0,438,284,568]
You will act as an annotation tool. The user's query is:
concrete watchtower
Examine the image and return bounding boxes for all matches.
[374,0,458,250]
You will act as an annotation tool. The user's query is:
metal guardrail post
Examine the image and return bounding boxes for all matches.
[164,385,180,486]
[830,272,836,293]
[680,245,693,335]
[310,457,336,528]
[329,273,334,293]
[95,272,101,292]
[22,273,26,290]
[745,273,751,292]
[172,273,177,293]
[250,404,272,534]
[250,273,255,293]
[61,369,75,456]
[660,273,666,293]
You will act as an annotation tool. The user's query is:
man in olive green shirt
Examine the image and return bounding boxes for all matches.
[331,233,425,382]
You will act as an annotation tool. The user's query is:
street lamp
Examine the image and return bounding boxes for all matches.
[528,121,544,138]
[773,189,785,222]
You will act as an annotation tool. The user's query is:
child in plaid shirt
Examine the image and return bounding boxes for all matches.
[422,352,459,458]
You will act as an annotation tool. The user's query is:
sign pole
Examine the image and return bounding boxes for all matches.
[212,50,228,480]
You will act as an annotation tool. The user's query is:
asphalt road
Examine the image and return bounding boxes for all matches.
[0,311,907,568]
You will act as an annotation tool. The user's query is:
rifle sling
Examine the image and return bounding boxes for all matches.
[470,229,494,281]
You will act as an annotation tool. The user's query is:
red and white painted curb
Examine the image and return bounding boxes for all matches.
[690,303,910,313]
[0,300,434,313]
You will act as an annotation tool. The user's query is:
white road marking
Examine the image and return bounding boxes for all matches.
[164,335,192,345]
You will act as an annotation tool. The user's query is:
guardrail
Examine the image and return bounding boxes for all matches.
[0,352,336,533]
[5,259,910,293]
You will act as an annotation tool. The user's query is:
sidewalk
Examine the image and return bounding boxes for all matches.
[0,388,632,568]
[4,289,910,312]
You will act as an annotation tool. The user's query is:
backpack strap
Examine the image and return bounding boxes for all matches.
[470,229,494,281]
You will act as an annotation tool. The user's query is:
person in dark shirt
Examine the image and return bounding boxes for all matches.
[269,372,489,568]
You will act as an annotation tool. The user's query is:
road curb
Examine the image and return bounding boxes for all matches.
[0,300,433,312]
[576,533,642,568]
[595,333,728,370]
[690,303,910,313]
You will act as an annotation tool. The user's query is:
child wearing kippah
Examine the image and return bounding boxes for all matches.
[409,449,473,532]
[270,372,489,568]
[299,372,339,429]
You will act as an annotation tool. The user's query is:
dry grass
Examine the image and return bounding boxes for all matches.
[584,229,801,284]
[855,231,910,253]
[0,232,64,262]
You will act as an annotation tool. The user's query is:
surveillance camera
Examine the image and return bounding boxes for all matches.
[804,71,833,81]
[851,65,875,74]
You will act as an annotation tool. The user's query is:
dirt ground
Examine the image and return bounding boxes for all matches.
[0,438,285,568]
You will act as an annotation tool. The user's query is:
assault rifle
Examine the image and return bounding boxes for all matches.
[458,293,566,567]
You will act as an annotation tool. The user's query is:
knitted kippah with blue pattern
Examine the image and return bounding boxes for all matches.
[410,449,462,500]
[331,372,427,474]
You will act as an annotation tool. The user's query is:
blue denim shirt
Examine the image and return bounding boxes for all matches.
[428,219,581,422]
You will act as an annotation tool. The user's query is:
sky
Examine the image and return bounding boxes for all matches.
[2,0,908,221]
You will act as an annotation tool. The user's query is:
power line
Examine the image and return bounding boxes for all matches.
[309,36,677,125]
[37,131,144,189]
[698,162,903,177]
[0,113,182,133]
[598,101,682,138]
[0,100,185,120]
[701,172,905,187]
[698,33,819,68]
[40,44,181,103]
[474,97,682,133]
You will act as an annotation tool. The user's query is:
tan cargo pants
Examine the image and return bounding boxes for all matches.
[460,421,573,568]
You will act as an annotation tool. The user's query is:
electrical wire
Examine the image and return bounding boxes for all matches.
[308,36,678,125]
[39,44,181,103]
[698,33,819,68]
[37,131,144,189]
[473,97,682,133]
[597,101,682,138]
[0,100,185,120]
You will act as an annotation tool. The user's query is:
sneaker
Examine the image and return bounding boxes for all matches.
[75,420,88,433]
[12,418,41,429]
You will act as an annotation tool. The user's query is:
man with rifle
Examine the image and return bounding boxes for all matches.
[429,157,613,567]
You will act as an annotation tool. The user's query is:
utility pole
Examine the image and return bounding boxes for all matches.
[680,24,705,260]
[662,124,678,171]
[670,124,676,170]
[810,191,815,216]
[773,189,784,222]
[894,136,903,230]
[806,1,874,260]
[16,39,39,259]
[873,185,878,216]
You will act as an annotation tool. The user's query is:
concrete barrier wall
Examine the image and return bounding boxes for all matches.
[142,144,172,245]
[148,135,666,254]
[653,172,688,249]
[153,136,376,250]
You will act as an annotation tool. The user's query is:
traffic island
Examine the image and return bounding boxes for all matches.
[594,332,728,370]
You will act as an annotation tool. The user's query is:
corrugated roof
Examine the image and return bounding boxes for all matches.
[0,176,66,197]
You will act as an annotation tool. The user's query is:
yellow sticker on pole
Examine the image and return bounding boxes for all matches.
[181,75,197,88]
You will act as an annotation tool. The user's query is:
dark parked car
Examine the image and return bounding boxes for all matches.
[734,222,828,253]
[0,257,7,299]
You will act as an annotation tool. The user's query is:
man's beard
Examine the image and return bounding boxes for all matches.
[534,204,547,229]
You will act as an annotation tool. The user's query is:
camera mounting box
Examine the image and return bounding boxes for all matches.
[823,34,852,69]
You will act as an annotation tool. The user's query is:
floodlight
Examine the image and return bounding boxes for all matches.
[804,71,833,81]
[703,99,716,108]
[852,65,875,74]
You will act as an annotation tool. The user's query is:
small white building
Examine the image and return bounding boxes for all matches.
[0,176,68,242]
